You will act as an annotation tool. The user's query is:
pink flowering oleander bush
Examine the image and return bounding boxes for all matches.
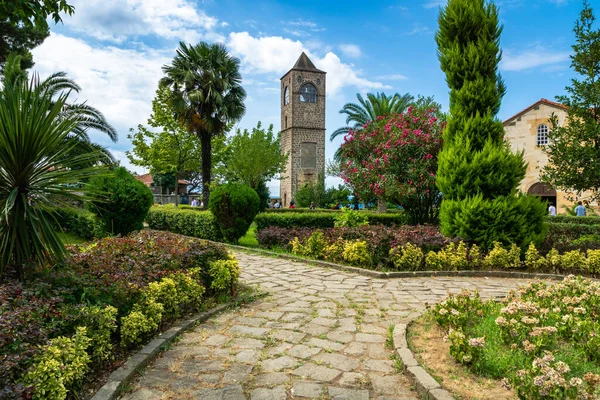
[429,276,600,399]
[340,106,445,225]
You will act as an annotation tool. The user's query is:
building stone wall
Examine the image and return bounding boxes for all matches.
[279,58,326,207]
[504,100,597,213]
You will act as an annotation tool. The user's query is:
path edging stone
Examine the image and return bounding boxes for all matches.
[394,323,454,400]
[226,243,570,281]
[91,300,247,400]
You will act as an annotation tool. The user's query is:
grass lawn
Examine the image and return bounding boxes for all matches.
[58,231,87,245]
[238,222,258,247]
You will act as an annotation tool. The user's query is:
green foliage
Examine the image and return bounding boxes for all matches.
[294,175,329,208]
[223,122,287,191]
[290,231,329,259]
[334,209,369,228]
[0,21,48,71]
[254,211,406,230]
[483,242,521,269]
[207,256,240,295]
[209,183,260,243]
[76,305,117,363]
[51,206,104,240]
[342,240,371,266]
[22,327,90,400]
[87,167,154,236]
[435,0,546,248]
[390,243,424,271]
[0,72,109,280]
[542,1,600,203]
[1,1,74,29]
[161,41,246,207]
[146,206,222,241]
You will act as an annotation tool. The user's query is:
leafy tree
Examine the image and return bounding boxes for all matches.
[542,1,600,202]
[87,167,154,236]
[223,121,287,192]
[0,72,107,280]
[161,42,246,208]
[0,0,74,70]
[1,1,74,28]
[435,0,546,248]
[152,172,177,194]
[340,106,445,224]
[127,86,204,205]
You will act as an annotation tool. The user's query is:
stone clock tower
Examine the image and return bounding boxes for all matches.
[280,52,326,207]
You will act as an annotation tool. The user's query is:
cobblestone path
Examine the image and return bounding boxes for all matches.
[122,251,538,400]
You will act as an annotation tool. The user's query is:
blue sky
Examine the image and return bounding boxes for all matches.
[31,0,585,194]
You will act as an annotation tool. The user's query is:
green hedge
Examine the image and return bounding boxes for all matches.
[254,211,406,230]
[263,208,340,213]
[548,215,600,225]
[52,206,104,239]
[146,206,222,241]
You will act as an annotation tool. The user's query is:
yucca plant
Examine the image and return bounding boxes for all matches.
[0,75,108,280]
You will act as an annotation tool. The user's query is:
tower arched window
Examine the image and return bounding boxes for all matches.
[284,86,290,105]
[536,124,549,146]
[300,83,317,103]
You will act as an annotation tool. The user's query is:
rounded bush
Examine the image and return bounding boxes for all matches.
[209,183,260,243]
[87,167,154,236]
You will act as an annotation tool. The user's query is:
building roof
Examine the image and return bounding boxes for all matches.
[503,98,568,125]
[135,173,189,186]
[281,52,326,79]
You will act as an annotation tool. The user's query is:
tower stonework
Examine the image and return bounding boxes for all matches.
[280,52,326,207]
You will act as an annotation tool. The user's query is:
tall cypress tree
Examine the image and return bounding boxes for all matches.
[435,0,546,250]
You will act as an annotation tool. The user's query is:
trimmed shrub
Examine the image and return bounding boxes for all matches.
[146,206,221,241]
[87,167,154,236]
[51,207,104,240]
[254,211,406,230]
[539,223,600,254]
[334,209,368,228]
[209,183,260,243]
[548,215,600,225]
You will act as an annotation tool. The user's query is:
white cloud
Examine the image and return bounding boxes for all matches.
[288,19,318,28]
[339,44,361,58]
[424,0,446,9]
[111,150,148,175]
[65,0,224,43]
[31,33,170,147]
[376,74,408,81]
[406,23,433,36]
[227,32,389,96]
[501,47,571,71]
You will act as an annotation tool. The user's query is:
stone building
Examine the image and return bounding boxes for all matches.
[503,98,597,213]
[280,52,326,207]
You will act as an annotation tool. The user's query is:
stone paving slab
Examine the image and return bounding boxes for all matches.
[121,251,539,400]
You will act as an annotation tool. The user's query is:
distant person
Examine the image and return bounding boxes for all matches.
[309,202,315,210]
[289,201,296,209]
[548,202,556,216]
[268,201,273,208]
[191,198,198,207]
[575,201,586,217]
[158,201,163,206]
[274,201,280,209]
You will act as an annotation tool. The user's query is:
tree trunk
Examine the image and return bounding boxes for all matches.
[200,132,212,209]
[377,198,387,213]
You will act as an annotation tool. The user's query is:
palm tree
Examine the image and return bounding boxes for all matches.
[2,54,118,167]
[331,92,414,142]
[0,74,109,280]
[161,42,246,208]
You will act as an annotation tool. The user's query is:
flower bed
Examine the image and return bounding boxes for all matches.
[429,276,600,399]
[0,230,237,399]
[257,226,600,276]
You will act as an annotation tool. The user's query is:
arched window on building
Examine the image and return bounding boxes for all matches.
[536,124,549,146]
[284,86,290,105]
[300,83,317,103]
